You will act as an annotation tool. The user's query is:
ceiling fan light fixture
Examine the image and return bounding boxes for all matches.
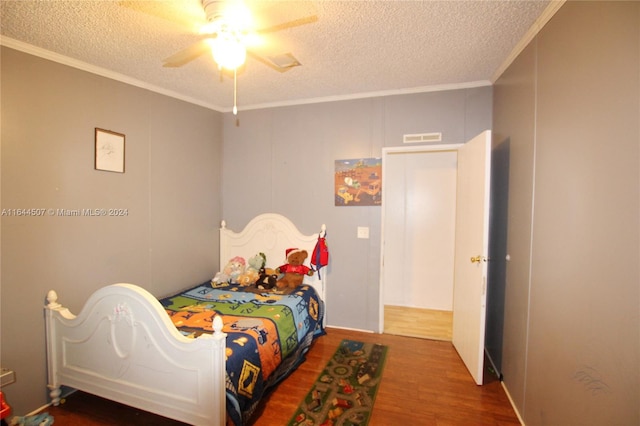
[222,1,253,30]
[210,32,246,70]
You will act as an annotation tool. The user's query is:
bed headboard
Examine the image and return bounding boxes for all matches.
[219,213,327,301]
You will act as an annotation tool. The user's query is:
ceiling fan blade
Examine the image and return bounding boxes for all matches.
[119,0,206,32]
[163,39,212,67]
[247,50,296,73]
[256,15,318,34]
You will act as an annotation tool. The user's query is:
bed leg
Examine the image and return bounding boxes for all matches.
[45,290,64,407]
[47,384,61,406]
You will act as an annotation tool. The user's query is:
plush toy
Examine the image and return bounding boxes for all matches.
[276,248,313,289]
[255,266,278,290]
[236,268,259,286]
[10,412,54,426]
[236,253,266,286]
[211,256,246,285]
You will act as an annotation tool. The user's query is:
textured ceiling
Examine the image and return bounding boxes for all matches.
[0,0,555,112]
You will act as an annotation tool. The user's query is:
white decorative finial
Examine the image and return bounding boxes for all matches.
[221,220,226,229]
[213,315,224,335]
[46,290,61,308]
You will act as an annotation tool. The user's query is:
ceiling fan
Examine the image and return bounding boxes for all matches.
[121,0,316,117]
[134,0,318,72]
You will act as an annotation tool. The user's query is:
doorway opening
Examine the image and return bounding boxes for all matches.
[380,146,459,341]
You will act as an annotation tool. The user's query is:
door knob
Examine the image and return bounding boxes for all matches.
[470,255,486,263]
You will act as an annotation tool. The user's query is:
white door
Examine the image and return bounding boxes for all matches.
[452,130,491,385]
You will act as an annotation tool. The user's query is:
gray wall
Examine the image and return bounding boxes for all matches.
[221,87,492,331]
[494,2,639,424]
[0,47,223,416]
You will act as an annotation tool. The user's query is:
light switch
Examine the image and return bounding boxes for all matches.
[357,226,370,239]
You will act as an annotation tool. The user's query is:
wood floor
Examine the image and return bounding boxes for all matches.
[41,328,520,425]
[384,305,453,341]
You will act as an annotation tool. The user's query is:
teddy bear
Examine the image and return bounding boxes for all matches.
[255,266,279,290]
[275,248,313,289]
[235,252,266,286]
[211,256,246,286]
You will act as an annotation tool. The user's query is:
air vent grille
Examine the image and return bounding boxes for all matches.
[267,53,301,69]
[403,132,442,144]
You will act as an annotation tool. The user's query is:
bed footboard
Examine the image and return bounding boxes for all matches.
[45,283,226,426]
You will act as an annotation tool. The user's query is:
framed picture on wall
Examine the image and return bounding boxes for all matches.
[334,158,382,206]
[95,128,125,173]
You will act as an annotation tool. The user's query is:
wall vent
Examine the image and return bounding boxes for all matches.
[403,132,442,144]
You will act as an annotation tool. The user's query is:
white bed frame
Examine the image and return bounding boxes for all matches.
[45,213,327,425]
[219,213,327,302]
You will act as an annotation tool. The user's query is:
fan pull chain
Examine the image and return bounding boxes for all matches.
[233,68,238,116]
[233,69,240,126]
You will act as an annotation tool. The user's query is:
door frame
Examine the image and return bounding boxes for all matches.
[379,143,462,333]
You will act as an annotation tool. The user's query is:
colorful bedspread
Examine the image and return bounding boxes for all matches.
[160,281,325,426]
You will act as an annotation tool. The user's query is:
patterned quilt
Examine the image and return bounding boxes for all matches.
[160,281,325,426]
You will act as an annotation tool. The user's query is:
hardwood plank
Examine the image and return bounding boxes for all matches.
[36,391,188,425]
[384,305,453,341]
[41,328,519,425]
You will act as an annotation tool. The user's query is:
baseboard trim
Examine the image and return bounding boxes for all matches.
[24,389,77,417]
[326,325,374,334]
[501,381,525,425]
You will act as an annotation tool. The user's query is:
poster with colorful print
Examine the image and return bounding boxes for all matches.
[334,158,382,206]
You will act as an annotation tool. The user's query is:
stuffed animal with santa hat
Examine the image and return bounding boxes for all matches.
[276,248,313,289]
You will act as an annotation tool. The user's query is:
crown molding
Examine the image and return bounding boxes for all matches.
[234,80,492,112]
[491,0,566,83]
[0,36,225,112]
[1,36,492,114]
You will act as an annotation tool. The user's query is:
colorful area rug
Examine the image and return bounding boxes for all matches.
[288,340,388,426]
